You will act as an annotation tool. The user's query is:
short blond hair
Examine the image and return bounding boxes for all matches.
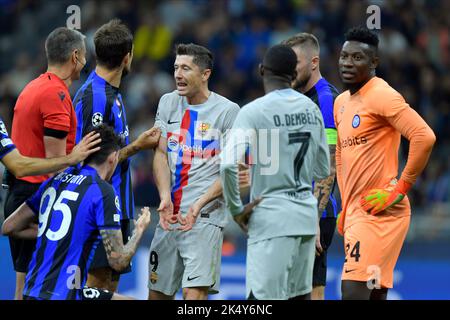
[282,33,320,56]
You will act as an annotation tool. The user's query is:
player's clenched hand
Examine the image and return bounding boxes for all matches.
[233,197,262,234]
[136,207,151,232]
[177,203,201,232]
[359,179,412,215]
[134,127,161,150]
[157,198,176,231]
[68,131,101,165]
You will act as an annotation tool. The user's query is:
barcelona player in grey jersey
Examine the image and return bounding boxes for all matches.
[148,44,241,300]
[221,45,330,300]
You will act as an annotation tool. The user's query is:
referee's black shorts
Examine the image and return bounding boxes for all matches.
[4,178,41,273]
[313,217,337,287]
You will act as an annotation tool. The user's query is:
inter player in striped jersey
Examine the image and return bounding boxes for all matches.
[74,19,160,292]
[2,125,151,300]
[148,43,240,300]
[283,33,340,300]
[336,27,435,299]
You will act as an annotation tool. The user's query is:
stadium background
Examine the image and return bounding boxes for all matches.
[0,0,449,299]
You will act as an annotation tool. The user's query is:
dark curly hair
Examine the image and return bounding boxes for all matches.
[344,26,379,48]
[84,124,124,166]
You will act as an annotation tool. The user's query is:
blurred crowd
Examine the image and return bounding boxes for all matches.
[0,0,449,239]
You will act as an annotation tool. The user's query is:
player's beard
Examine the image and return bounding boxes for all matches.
[292,77,308,92]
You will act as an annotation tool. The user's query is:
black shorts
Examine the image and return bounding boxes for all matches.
[4,179,41,273]
[313,217,336,287]
[23,286,114,300]
[89,219,132,274]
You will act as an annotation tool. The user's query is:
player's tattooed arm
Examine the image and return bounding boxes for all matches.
[100,207,151,272]
[314,145,336,217]
[118,127,161,162]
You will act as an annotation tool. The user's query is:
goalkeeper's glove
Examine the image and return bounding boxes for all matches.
[360,179,412,215]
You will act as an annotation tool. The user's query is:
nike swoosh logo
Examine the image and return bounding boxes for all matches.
[168,120,180,124]
[187,275,200,281]
[118,110,122,118]
[345,269,356,273]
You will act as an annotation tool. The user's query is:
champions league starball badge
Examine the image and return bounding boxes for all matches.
[92,112,103,127]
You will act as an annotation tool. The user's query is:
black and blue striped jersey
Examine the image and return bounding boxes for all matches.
[73,71,133,220]
[305,78,340,218]
[23,165,121,300]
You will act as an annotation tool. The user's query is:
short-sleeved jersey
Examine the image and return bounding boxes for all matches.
[221,88,330,243]
[334,76,411,233]
[0,117,16,160]
[74,71,133,220]
[11,72,77,183]
[23,165,121,300]
[304,77,340,218]
[155,90,240,227]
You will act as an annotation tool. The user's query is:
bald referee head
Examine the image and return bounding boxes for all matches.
[259,44,298,94]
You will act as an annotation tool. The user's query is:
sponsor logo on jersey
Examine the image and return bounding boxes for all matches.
[167,132,219,159]
[341,135,368,149]
[168,135,179,151]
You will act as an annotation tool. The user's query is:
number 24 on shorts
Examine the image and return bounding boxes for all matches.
[345,241,361,263]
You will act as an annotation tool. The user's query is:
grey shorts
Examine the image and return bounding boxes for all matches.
[246,235,316,299]
[148,222,223,296]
